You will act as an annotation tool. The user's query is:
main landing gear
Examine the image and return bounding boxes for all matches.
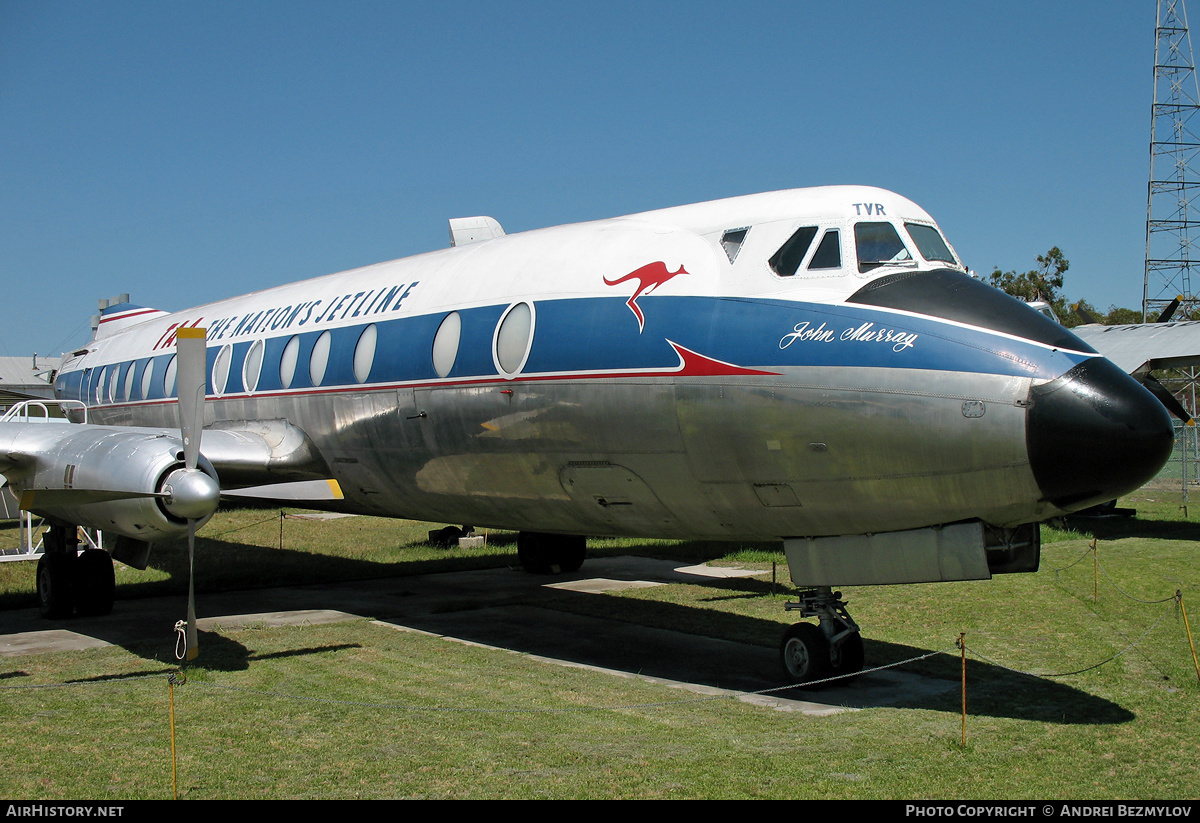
[516,532,586,574]
[780,587,864,687]
[36,522,115,619]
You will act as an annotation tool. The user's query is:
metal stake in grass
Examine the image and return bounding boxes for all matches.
[1178,591,1200,686]
[167,670,186,799]
[957,632,967,750]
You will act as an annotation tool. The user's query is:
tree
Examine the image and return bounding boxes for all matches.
[988,247,1071,320]
[988,248,1143,328]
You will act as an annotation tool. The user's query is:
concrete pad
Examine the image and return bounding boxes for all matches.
[199,609,359,630]
[0,629,112,655]
[374,612,844,715]
[543,577,665,594]
[285,512,358,521]
[674,563,763,579]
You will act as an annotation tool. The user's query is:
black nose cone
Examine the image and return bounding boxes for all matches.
[1027,357,1175,510]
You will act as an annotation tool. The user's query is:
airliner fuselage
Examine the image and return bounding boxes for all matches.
[9,185,1171,682]
[52,186,1168,540]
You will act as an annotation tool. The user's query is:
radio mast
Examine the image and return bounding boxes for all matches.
[1145,0,1200,321]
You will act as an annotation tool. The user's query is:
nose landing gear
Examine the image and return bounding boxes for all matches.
[780,587,863,687]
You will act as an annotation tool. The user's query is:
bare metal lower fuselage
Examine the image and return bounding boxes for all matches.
[83,362,1039,541]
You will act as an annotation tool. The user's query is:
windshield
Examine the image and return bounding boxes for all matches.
[905,222,958,265]
[855,222,914,273]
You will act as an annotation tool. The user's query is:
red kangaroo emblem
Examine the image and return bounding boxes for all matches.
[604,261,688,332]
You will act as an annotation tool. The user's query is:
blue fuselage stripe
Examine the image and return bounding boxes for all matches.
[57,295,1091,403]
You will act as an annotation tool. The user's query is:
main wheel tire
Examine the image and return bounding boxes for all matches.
[74,549,116,617]
[780,622,831,687]
[554,535,586,574]
[830,631,865,681]
[37,552,76,619]
[429,526,463,548]
[517,533,586,574]
[517,532,553,573]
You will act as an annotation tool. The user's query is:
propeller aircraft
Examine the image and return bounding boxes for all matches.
[0,185,1176,683]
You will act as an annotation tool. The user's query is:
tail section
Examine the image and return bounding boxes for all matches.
[93,298,168,340]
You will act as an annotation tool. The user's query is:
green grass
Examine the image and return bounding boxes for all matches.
[2,491,1200,799]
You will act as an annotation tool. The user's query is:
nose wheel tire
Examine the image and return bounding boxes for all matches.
[831,630,865,680]
[780,622,831,686]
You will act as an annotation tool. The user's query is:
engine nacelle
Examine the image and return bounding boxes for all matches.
[9,426,219,543]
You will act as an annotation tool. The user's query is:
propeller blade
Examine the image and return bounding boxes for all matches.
[175,327,207,471]
[174,328,208,663]
[185,518,199,661]
[221,478,345,502]
[1139,372,1194,425]
[1156,296,1182,324]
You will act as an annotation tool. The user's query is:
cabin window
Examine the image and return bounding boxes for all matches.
[855,222,913,273]
[164,355,178,397]
[310,331,332,386]
[353,324,377,384]
[905,222,957,264]
[140,360,154,400]
[212,345,233,396]
[769,227,818,276]
[494,301,535,378]
[721,228,749,264]
[244,339,264,393]
[123,363,136,402]
[432,312,462,378]
[280,335,300,389]
[808,230,842,270]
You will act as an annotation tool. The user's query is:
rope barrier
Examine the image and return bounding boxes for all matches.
[963,600,1178,678]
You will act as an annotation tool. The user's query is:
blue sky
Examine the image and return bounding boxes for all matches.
[0,1,1162,358]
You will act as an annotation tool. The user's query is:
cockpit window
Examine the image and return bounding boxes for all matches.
[808,230,840,269]
[855,222,913,273]
[905,222,957,264]
[769,226,818,276]
[721,227,749,264]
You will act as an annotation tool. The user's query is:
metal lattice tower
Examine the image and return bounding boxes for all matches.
[1145,0,1200,322]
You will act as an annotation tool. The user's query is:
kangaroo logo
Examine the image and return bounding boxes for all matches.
[604,261,688,332]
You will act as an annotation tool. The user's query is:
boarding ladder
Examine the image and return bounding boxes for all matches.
[0,399,103,561]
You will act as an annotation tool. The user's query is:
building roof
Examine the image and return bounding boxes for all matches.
[0,355,60,402]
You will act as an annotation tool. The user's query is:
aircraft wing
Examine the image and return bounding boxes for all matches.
[0,416,335,542]
[1072,321,1200,373]
[192,419,333,487]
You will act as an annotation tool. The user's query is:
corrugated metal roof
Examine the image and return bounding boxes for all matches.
[0,356,60,399]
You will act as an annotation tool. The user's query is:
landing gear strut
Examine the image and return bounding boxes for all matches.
[780,586,863,687]
[36,522,115,619]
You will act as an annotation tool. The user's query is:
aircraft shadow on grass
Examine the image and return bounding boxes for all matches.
[1062,511,1200,542]
[13,536,1135,724]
